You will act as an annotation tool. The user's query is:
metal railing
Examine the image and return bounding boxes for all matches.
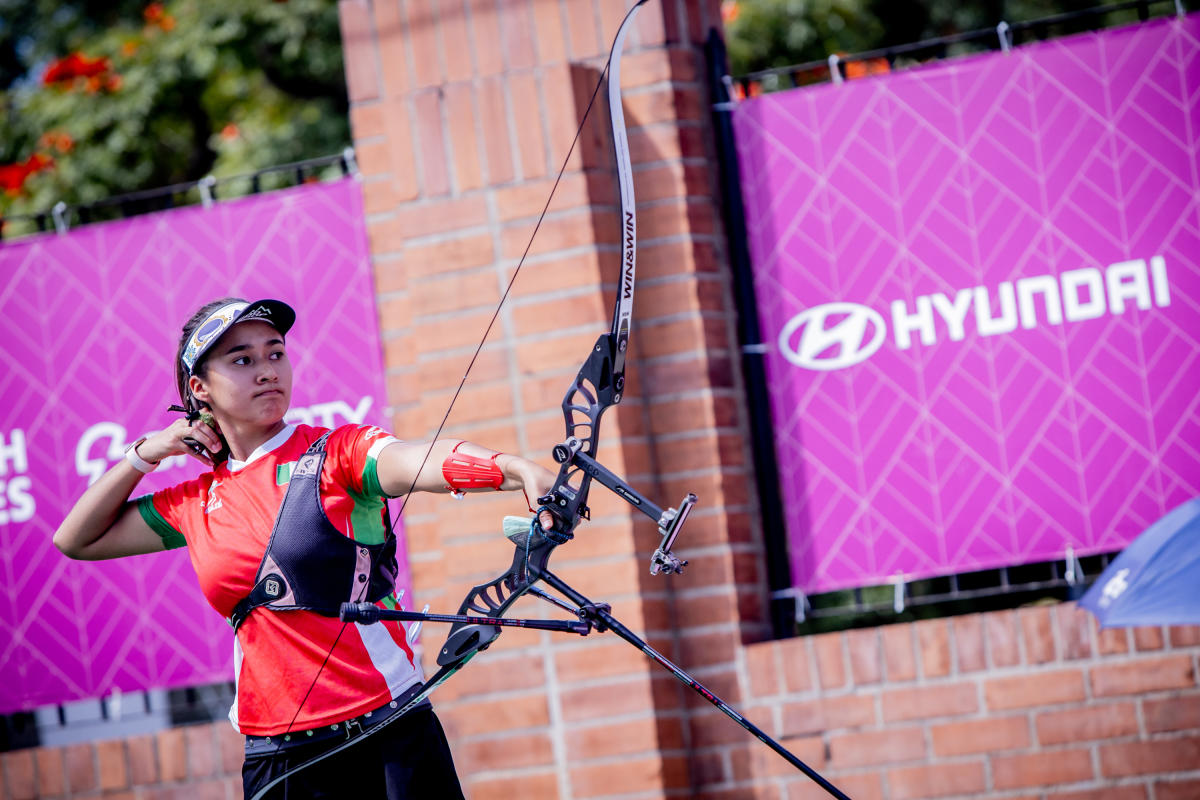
[777,552,1117,636]
[729,0,1188,96]
[0,148,359,242]
[1,682,236,752]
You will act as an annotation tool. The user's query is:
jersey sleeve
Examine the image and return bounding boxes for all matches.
[325,424,402,498]
[135,479,204,550]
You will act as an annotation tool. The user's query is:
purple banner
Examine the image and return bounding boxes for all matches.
[733,16,1200,594]
[0,180,402,712]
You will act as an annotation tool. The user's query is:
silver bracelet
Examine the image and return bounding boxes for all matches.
[124,436,160,474]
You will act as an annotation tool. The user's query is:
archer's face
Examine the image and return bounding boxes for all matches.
[190,321,293,427]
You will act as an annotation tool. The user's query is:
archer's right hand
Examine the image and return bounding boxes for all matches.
[139,415,223,467]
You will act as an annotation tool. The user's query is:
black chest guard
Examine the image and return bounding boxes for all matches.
[229,432,398,631]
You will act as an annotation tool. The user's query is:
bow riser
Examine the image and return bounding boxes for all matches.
[544,331,623,525]
[437,536,561,665]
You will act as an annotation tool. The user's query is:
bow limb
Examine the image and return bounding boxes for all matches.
[541,0,647,532]
[248,5,650,797]
[609,1,640,386]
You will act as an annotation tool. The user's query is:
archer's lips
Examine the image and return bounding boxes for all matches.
[254,389,284,399]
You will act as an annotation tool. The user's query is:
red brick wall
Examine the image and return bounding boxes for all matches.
[734,607,1200,800]
[5,610,1197,799]
[0,724,244,799]
[338,0,752,797]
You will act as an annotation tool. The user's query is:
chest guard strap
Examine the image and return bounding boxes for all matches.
[229,432,398,631]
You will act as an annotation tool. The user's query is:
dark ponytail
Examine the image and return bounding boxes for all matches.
[173,297,244,463]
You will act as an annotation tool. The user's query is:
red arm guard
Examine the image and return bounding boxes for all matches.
[442,441,505,496]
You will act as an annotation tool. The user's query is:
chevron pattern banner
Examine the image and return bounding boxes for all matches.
[0,179,402,712]
[733,16,1200,595]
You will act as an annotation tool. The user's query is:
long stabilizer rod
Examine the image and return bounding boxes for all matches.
[537,570,852,800]
[340,602,591,635]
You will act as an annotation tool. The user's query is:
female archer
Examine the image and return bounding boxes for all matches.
[54,297,558,799]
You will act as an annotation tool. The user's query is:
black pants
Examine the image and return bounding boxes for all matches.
[242,708,464,799]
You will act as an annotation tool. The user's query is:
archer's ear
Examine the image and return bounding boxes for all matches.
[188,374,210,405]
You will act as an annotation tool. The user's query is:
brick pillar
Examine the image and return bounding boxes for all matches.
[338,1,760,797]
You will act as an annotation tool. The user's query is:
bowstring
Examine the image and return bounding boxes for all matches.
[386,54,619,533]
[283,47,622,737]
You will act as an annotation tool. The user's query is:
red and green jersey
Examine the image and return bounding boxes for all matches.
[137,423,421,736]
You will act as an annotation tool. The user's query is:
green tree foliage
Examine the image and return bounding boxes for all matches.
[723,0,885,75]
[723,0,1189,77]
[0,0,349,224]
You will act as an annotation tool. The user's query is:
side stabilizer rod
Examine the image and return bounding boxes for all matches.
[340,602,591,635]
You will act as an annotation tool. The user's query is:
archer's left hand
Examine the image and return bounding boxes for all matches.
[498,455,557,518]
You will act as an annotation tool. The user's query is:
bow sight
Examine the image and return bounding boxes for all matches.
[547,436,697,576]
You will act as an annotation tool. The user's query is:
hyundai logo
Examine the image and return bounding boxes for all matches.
[778,303,887,371]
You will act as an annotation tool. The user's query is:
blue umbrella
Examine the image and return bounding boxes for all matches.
[1079,498,1200,627]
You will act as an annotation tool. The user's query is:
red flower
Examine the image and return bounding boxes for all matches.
[43,53,113,86]
[846,58,890,80]
[38,131,74,153]
[0,154,54,196]
[78,56,109,77]
[43,53,82,84]
[0,164,27,195]
[144,3,175,31]
[42,52,123,93]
